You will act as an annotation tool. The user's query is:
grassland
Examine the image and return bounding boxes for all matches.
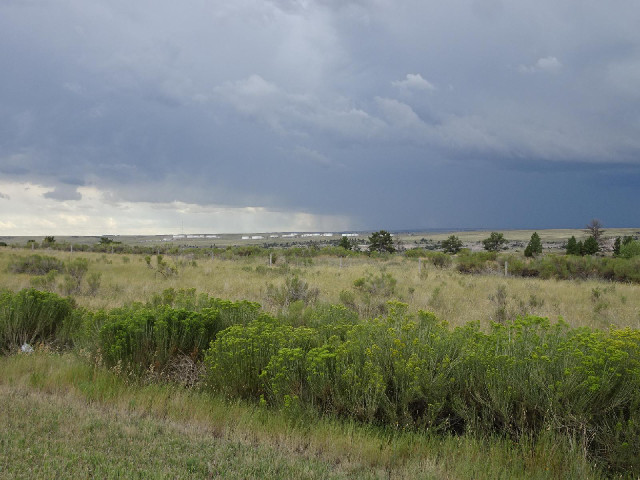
[1,228,639,479]
[1,245,639,330]
[0,353,599,479]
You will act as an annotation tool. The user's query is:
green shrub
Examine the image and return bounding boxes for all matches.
[266,276,319,308]
[64,257,89,294]
[0,288,75,353]
[404,248,428,258]
[200,307,640,474]
[205,317,319,400]
[619,240,640,259]
[427,251,452,268]
[29,270,59,292]
[8,254,65,275]
[98,305,222,374]
[456,251,497,274]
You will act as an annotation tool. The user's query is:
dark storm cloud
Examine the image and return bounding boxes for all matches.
[1,0,639,231]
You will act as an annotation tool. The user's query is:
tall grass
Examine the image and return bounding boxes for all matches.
[1,352,603,479]
[2,249,640,330]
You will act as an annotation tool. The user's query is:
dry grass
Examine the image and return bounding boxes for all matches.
[1,248,639,330]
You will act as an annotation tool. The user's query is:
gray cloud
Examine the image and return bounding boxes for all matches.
[1,0,639,232]
[43,186,82,202]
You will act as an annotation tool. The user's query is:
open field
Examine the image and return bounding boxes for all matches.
[2,227,639,249]
[1,245,639,330]
[1,229,640,479]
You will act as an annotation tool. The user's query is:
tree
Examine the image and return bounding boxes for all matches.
[524,232,542,258]
[43,236,55,244]
[441,235,463,254]
[482,232,507,252]
[585,219,605,243]
[368,230,395,254]
[566,236,580,255]
[338,235,352,251]
[583,236,600,255]
[613,237,622,256]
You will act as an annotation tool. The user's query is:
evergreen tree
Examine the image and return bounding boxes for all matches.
[583,236,600,255]
[441,235,463,254]
[613,237,622,256]
[566,236,579,255]
[524,232,542,258]
[338,235,352,250]
[368,230,395,254]
[482,232,507,252]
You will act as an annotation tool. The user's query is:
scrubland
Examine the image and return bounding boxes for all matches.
[1,242,639,479]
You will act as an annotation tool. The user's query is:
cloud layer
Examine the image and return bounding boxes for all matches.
[1,0,639,233]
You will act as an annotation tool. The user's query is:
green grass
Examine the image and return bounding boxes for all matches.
[0,352,605,479]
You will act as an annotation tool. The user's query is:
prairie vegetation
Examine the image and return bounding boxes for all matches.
[1,232,640,478]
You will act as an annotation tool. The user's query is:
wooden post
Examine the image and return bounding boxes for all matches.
[505,261,508,276]
[70,244,73,253]
[269,253,272,267]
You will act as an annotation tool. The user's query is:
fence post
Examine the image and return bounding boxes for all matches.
[505,261,508,276]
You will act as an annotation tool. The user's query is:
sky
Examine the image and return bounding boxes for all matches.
[1,0,639,235]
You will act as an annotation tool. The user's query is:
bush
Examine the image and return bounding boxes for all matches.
[0,288,75,353]
[427,251,452,268]
[266,276,319,308]
[98,305,223,374]
[201,310,640,474]
[619,240,640,259]
[29,271,59,292]
[8,255,65,275]
[456,251,497,274]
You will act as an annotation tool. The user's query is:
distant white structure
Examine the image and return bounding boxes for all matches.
[270,235,279,238]
[206,235,220,239]
[342,233,359,237]
[241,236,250,240]
[323,233,333,237]
[251,235,264,240]
[282,233,298,238]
